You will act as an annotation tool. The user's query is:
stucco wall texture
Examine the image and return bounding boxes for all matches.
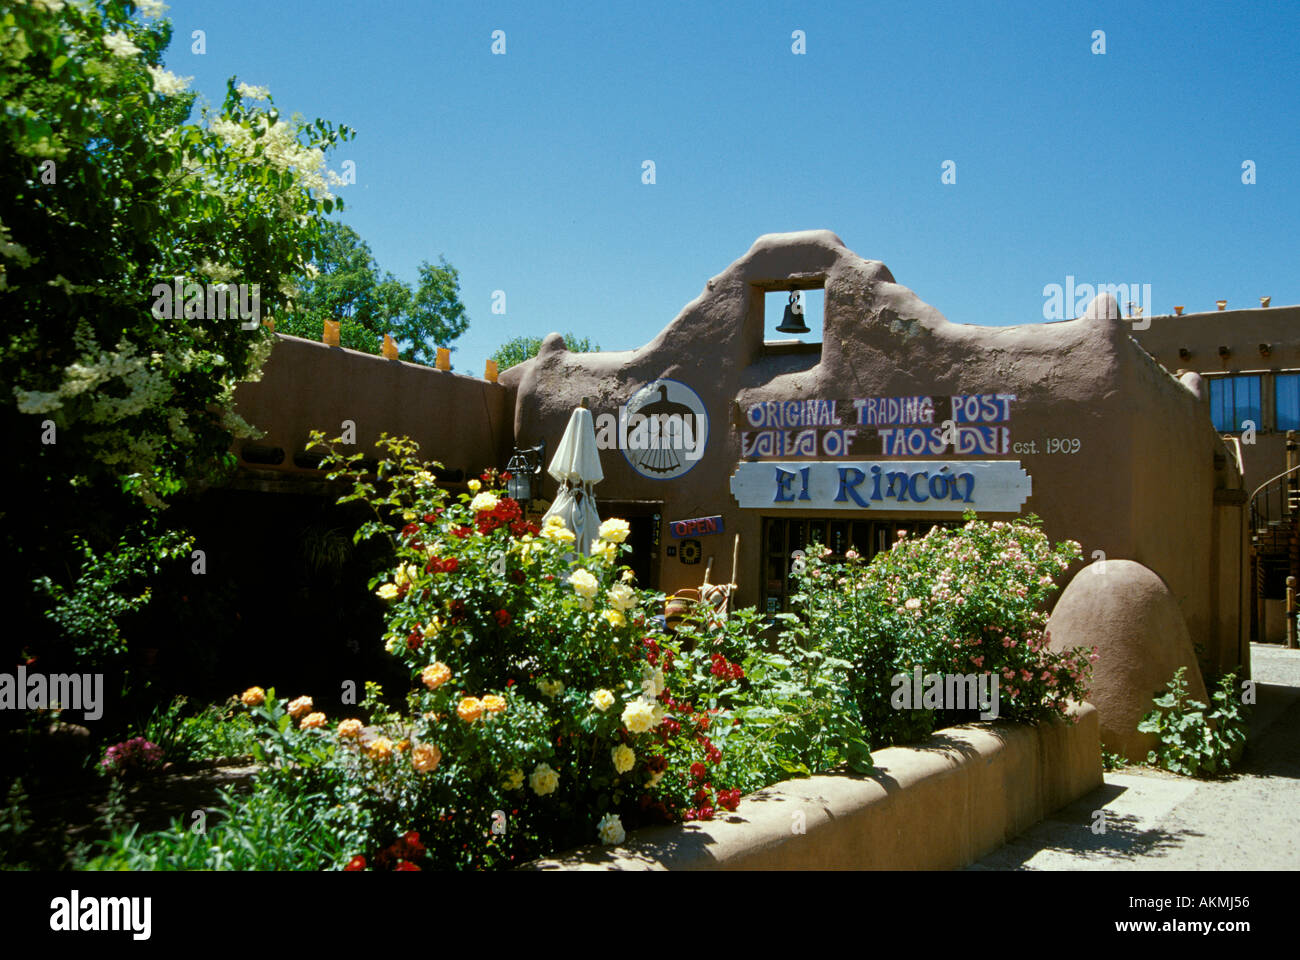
[500,230,1248,677]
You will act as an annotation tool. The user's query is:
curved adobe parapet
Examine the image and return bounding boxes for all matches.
[1048,559,1209,762]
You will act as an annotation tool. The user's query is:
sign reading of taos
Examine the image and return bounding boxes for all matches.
[729,460,1032,513]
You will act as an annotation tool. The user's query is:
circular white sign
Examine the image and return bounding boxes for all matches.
[621,378,709,480]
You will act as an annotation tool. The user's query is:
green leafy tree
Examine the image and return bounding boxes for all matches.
[490,333,601,372]
[0,0,350,664]
[279,221,469,365]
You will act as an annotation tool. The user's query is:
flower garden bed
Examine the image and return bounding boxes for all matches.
[29,436,1099,871]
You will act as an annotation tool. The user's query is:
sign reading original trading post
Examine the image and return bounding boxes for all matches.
[737,394,1016,458]
[729,461,1032,513]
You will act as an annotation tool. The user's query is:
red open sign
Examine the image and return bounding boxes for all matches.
[668,515,724,539]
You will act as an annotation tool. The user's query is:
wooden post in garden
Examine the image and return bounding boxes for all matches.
[1284,572,1294,647]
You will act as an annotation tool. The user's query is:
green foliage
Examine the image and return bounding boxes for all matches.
[490,333,600,372]
[1101,749,1129,772]
[87,784,359,871]
[1138,668,1249,778]
[143,696,258,765]
[33,526,191,670]
[2,0,351,666]
[279,221,469,364]
[787,514,1093,748]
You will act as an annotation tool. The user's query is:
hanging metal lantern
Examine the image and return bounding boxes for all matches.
[775,290,810,335]
[505,442,545,503]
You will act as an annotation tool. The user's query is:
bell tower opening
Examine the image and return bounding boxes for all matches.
[762,286,824,353]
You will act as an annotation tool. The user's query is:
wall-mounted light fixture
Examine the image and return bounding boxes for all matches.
[1218,345,1231,359]
[505,442,546,504]
[1260,343,1272,358]
[1178,347,1191,360]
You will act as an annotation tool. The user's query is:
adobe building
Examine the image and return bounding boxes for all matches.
[499,230,1250,681]
[1129,304,1300,643]
[228,231,1254,729]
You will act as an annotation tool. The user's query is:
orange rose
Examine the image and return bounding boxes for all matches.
[287,696,313,720]
[421,662,452,691]
[299,711,327,730]
[482,694,507,714]
[412,743,442,773]
[337,718,364,738]
[457,697,484,723]
[240,687,265,707]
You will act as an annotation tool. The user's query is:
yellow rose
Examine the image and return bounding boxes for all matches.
[621,697,657,735]
[337,718,364,738]
[598,518,630,543]
[457,697,485,723]
[607,583,637,612]
[537,678,565,699]
[469,491,499,513]
[569,569,598,600]
[602,609,626,629]
[366,736,393,760]
[287,696,313,720]
[412,743,442,773]
[421,662,452,690]
[597,812,626,845]
[591,689,616,712]
[240,686,265,707]
[376,583,399,600]
[620,569,635,583]
[422,617,444,639]
[299,711,327,730]
[591,540,616,563]
[611,744,635,774]
[529,762,560,796]
[502,768,524,791]
[467,479,482,493]
[482,694,507,714]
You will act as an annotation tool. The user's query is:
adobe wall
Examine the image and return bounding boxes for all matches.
[501,231,1245,666]
[1132,305,1300,495]
[232,334,513,482]
[530,703,1101,870]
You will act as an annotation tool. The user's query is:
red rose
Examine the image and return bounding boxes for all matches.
[394,861,421,871]
[509,569,526,585]
[401,523,419,539]
[730,663,744,680]
[345,855,366,871]
[441,557,459,573]
[425,557,439,573]
[689,762,707,782]
[495,609,511,627]
[698,806,715,821]
[403,831,425,855]
[423,512,438,523]
[451,526,471,539]
[407,631,422,651]
[693,788,711,806]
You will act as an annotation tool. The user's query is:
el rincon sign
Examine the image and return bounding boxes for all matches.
[729,460,1032,513]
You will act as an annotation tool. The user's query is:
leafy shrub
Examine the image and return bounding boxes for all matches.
[788,515,1095,747]
[1138,668,1249,778]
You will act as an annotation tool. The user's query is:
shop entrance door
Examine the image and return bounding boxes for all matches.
[596,500,663,590]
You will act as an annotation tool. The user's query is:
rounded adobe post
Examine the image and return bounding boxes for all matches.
[1047,559,1209,762]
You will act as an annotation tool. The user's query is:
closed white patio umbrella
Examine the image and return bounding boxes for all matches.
[541,405,604,555]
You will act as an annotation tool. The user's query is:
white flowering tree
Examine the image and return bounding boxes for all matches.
[0,0,351,665]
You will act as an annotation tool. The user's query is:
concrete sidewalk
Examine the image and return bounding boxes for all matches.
[969,643,1300,870]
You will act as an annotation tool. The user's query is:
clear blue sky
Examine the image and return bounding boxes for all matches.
[168,0,1298,374]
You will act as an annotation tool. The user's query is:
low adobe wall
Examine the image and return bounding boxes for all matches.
[530,703,1101,870]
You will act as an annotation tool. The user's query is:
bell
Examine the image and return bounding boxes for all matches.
[775,291,810,335]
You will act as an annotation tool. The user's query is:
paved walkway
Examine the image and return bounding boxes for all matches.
[970,643,1300,870]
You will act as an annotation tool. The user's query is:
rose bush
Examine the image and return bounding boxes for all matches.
[786,514,1096,747]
